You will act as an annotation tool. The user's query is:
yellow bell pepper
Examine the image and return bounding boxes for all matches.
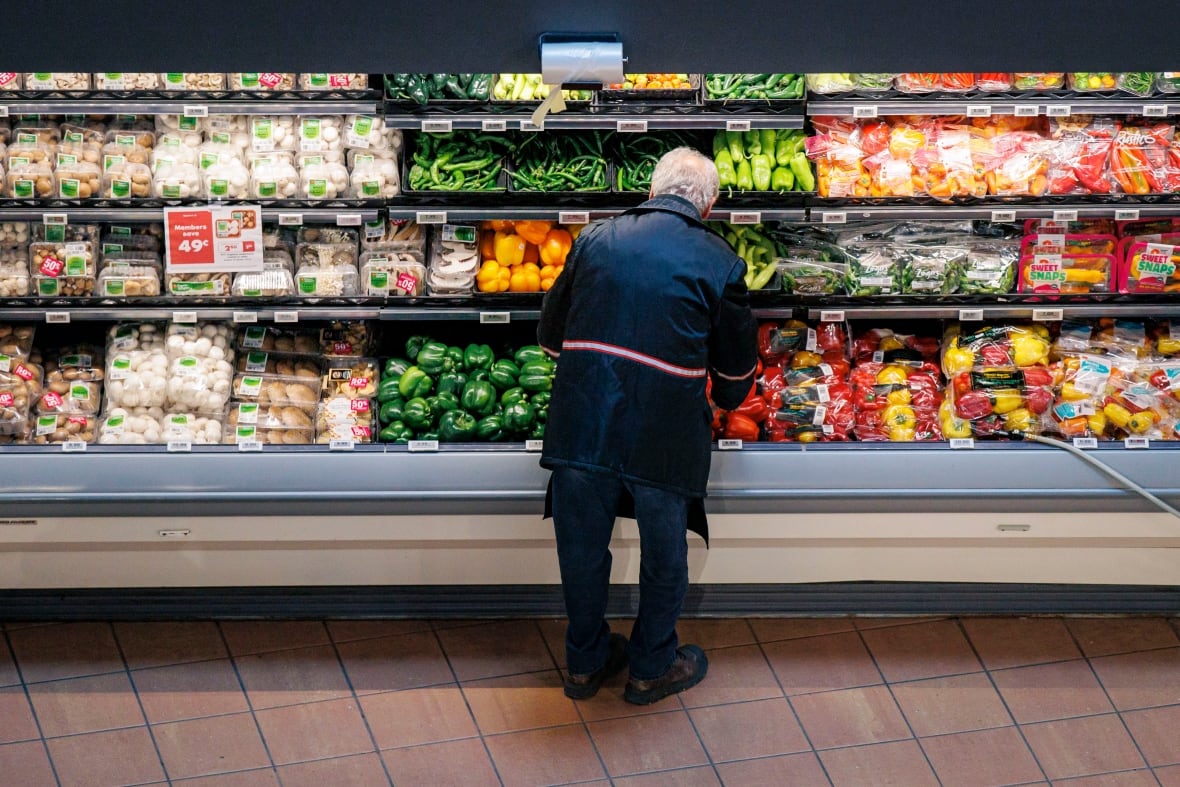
[1158,337,1180,355]
[1103,401,1133,429]
[1064,267,1106,284]
[942,416,973,439]
[1059,381,1091,401]
[1011,334,1049,368]
[991,388,1023,415]
[943,341,975,376]
[876,365,909,385]
[1128,411,1157,434]
[883,404,916,429]
[886,387,912,406]
[888,425,916,442]
[793,351,824,369]
[539,228,573,266]
[493,231,526,267]
[1004,407,1036,433]
[1087,411,1107,436]
[879,335,905,352]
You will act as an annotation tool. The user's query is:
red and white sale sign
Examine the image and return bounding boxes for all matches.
[164,206,263,273]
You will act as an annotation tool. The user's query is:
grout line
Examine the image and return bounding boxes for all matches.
[428,622,506,786]
[109,622,174,785]
[1,627,64,787]
[545,619,619,785]
[324,625,395,786]
[214,621,283,779]
[754,636,835,786]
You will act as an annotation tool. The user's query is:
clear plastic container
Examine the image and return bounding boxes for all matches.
[262,248,295,273]
[30,413,97,444]
[235,351,321,378]
[101,159,153,198]
[231,267,296,297]
[58,125,103,165]
[359,255,425,296]
[11,122,60,147]
[297,226,358,245]
[32,273,94,297]
[94,73,160,91]
[159,72,227,91]
[166,272,232,296]
[158,411,226,444]
[151,159,202,198]
[104,126,156,152]
[348,154,399,198]
[36,374,101,415]
[321,358,379,400]
[225,401,315,431]
[23,73,90,91]
[294,266,359,296]
[362,218,425,249]
[344,114,401,153]
[30,241,95,277]
[228,73,297,91]
[248,153,299,199]
[54,158,102,199]
[98,408,163,445]
[224,422,314,445]
[1012,73,1065,90]
[299,73,368,91]
[250,116,298,153]
[235,325,319,354]
[202,160,250,200]
[31,222,99,244]
[1156,72,1180,93]
[0,221,30,247]
[104,349,169,410]
[318,321,372,357]
[298,159,349,199]
[296,241,358,269]
[0,256,29,297]
[6,159,54,199]
[297,116,345,160]
[0,72,21,91]
[0,380,32,435]
[97,265,161,297]
[166,354,234,413]
[315,401,375,444]
[1068,72,1117,92]
[231,373,320,414]
[153,132,201,166]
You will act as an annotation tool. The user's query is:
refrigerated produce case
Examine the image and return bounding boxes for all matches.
[3,23,1180,615]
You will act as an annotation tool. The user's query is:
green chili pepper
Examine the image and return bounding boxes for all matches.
[736,159,754,191]
[715,149,737,189]
[750,154,773,191]
[789,152,815,192]
[771,167,795,191]
[726,130,746,162]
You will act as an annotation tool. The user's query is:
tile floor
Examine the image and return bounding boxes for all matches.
[2,616,1179,786]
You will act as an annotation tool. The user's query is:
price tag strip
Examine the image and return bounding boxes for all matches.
[273,310,299,323]
[232,311,258,324]
[819,310,845,323]
[479,312,510,324]
[416,211,447,225]
[524,440,545,452]
[558,211,589,225]
[729,211,761,225]
[959,309,984,321]
[1032,308,1064,322]
[45,311,71,324]
[949,438,976,450]
[481,119,507,132]
[718,439,744,450]
[408,440,440,452]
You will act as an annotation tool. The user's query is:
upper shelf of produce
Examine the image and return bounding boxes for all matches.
[0,205,381,224]
[0,98,381,117]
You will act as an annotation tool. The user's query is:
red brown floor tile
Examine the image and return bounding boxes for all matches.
[568,666,673,722]
[587,710,709,776]
[46,726,166,787]
[336,630,455,696]
[27,671,145,737]
[678,644,783,709]
[152,711,271,780]
[0,685,41,743]
[890,672,1012,737]
[233,643,352,709]
[1090,647,1180,711]
[7,622,125,683]
[536,618,569,669]
[612,766,722,786]
[253,697,375,765]
[1156,764,1180,786]
[714,751,830,786]
[818,739,940,787]
[918,726,1044,787]
[860,619,982,683]
[218,621,330,656]
[687,697,810,762]
[1121,704,1180,767]
[114,622,228,670]
[326,619,433,643]
[1052,771,1160,786]
[748,617,857,644]
[762,631,882,696]
[275,751,390,786]
[960,617,1082,670]
[172,769,281,786]
[990,659,1114,724]
[790,684,911,750]
[1020,713,1146,781]
[381,737,500,787]
[675,618,756,650]
[1066,617,1180,659]
[0,637,20,687]
[484,723,606,786]
[360,685,478,749]
[0,741,56,787]
[461,668,581,735]
[132,658,250,725]
[853,617,944,630]
[435,620,555,683]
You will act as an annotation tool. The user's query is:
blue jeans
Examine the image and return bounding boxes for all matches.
[550,465,690,681]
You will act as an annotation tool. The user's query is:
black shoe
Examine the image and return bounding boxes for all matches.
[623,644,709,705]
[563,633,628,700]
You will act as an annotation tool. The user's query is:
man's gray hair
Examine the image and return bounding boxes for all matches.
[650,147,720,215]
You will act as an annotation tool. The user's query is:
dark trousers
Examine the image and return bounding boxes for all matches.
[550,465,690,681]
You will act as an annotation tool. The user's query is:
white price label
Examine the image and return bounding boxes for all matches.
[1046,104,1072,117]
[617,120,648,133]
[172,311,198,324]
[1143,104,1169,117]
[852,105,878,118]
[1033,308,1064,322]
[819,310,845,323]
[479,312,511,324]
[559,211,590,225]
[725,120,752,132]
[167,440,192,453]
[183,105,209,118]
[61,440,87,452]
[408,439,439,452]
[278,213,303,226]
[949,438,976,450]
[1072,437,1099,449]
[718,439,744,450]
[821,211,847,225]
[336,214,362,226]
[44,311,71,324]
[1015,104,1040,117]
[42,213,68,226]
[1115,209,1141,221]
[237,440,263,452]
[990,210,1017,222]
[329,439,355,451]
[0,106,8,118]
[416,211,447,225]
[481,119,508,132]
[1052,209,1078,222]
[1125,437,1151,450]
[959,309,984,321]
[729,211,761,224]
[273,310,299,323]
[520,121,544,132]
[232,311,258,324]
[421,119,453,133]
[525,439,545,452]
[966,105,992,117]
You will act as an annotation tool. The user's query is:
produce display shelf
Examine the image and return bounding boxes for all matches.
[0,99,381,116]
[0,205,381,224]
[806,98,1177,117]
[803,302,1180,321]
[384,111,804,131]
[0,305,383,322]
[805,200,1180,223]
[386,206,808,222]
[379,307,542,321]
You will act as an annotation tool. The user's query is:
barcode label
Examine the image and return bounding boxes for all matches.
[949,438,976,450]
[481,119,507,132]
[421,119,453,133]
[729,211,761,224]
[959,309,984,321]
[336,214,362,226]
[525,439,544,452]
[1046,105,1072,117]
[329,439,355,451]
[819,310,845,323]
[61,441,87,452]
[559,211,589,224]
[43,213,68,225]
[991,210,1017,222]
[852,105,878,118]
[183,105,209,118]
[479,312,510,324]
[273,310,299,323]
[1052,209,1078,221]
[45,311,71,324]
[232,311,258,324]
[237,440,263,452]
[1115,209,1141,221]
[1143,104,1169,117]
[1015,104,1040,117]
[821,211,847,224]
[966,105,992,117]
[408,440,439,452]
[1124,437,1150,450]
[172,311,198,324]
[1033,308,1064,322]
[617,120,648,133]
[166,440,192,453]
[718,439,743,450]
[278,213,302,226]
[725,120,752,132]
[1073,437,1099,449]
[416,211,447,224]
[519,121,544,132]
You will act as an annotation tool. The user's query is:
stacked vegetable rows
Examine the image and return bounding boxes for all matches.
[712,130,814,193]
[807,72,1169,95]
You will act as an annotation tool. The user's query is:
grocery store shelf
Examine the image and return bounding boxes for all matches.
[804,302,1180,321]
[0,305,383,322]
[380,306,541,321]
[805,201,1180,223]
[384,111,804,131]
[0,205,380,224]
[0,99,380,116]
[806,98,1177,117]
[386,206,807,222]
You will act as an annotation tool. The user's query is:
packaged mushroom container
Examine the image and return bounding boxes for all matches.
[97,407,164,445]
[159,411,225,444]
[426,226,479,295]
[164,322,233,360]
[32,222,99,245]
[202,159,250,200]
[359,252,425,296]
[159,72,227,91]
[225,421,314,445]
[104,349,169,410]
[106,322,165,353]
[97,265,161,297]
[152,159,202,198]
[101,159,153,199]
[248,153,299,199]
[298,157,349,199]
[319,321,372,357]
[228,73,296,92]
[362,219,425,249]
[315,401,375,444]
[0,323,36,360]
[296,241,358,269]
[297,226,359,245]
[206,122,251,155]
[59,125,103,166]
[23,73,90,91]
[250,116,298,154]
[11,123,60,148]
[153,133,200,167]
[0,221,30,247]
[104,126,156,152]
[321,357,379,403]
[94,73,160,91]
[232,373,320,415]
[100,248,161,270]
[165,271,232,296]
[38,348,103,415]
[30,413,96,444]
[344,115,401,153]
[0,72,21,91]
[231,267,296,297]
[31,242,95,277]
[262,248,294,273]
[235,351,321,378]
[165,358,234,414]
[349,154,399,198]
[297,116,345,162]
[6,159,54,199]
[155,114,205,140]
[101,232,160,255]
[293,266,358,297]
[0,380,32,436]
[299,74,369,91]
[235,325,319,354]
[54,156,102,200]
[0,255,29,297]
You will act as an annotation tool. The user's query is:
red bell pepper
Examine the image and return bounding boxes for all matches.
[733,394,770,424]
[816,323,846,353]
[853,385,890,411]
[1021,366,1054,389]
[955,390,994,420]
[905,336,942,359]
[980,344,1011,367]
[821,352,851,379]
[722,413,760,442]
[1150,369,1171,390]
[952,372,973,398]
[915,419,943,441]
[1025,386,1053,416]
[757,321,784,364]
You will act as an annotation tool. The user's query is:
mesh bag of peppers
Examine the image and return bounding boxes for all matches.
[377,336,554,444]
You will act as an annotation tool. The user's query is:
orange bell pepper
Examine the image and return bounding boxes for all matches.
[539,229,573,265]
[478,230,496,261]
[522,242,539,265]
[514,220,552,246]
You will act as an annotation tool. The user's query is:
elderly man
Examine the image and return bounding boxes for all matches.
[538,147,758,705]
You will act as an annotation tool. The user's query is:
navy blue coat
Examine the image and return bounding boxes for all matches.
[537,195,758,516]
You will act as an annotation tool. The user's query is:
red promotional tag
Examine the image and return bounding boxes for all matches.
[13,364,34,382]
[0,392,13,407]
[333,341,352,355]
[395,272,418,294]
[350,398,370,412]
[41,391,63,410]
[259,73,282,88]
[39,254,64,278]
[351,426,371,438]
[166,209,215,266]
[349,376,370,389]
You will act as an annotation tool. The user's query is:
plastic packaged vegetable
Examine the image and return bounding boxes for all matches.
[1068,72,1117,92]
[1012,73,1065,90]
[1117,72,1156,96]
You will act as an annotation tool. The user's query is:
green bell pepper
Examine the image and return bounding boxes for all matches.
[532,391,551,422]
[429,391,460,414]
[438,410,478,442]
[378,377,404,404]
[402,397,435,431]
[397,367,433,399]
[416,341,451,375]
[771,167,795,191]
[378,397,405,425]
[469,369,491,383]
[437,371,468,397]
[418,431,440,441]
[379,420,413,443]
[736,159,753,191]
[518,360,554,392]
[489,359,521,391]
[463,343,495,372]
[405,335,429,362]
[513,345,547,366]
[461,380,497,416]
[384,357,411,380]
[445,346,465,370]
[750,154,773,191]
[529,423,546,440]
[502,401,537,433]
[715,149,737,190]
[500,386,528,406]
[475,414,503,441]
